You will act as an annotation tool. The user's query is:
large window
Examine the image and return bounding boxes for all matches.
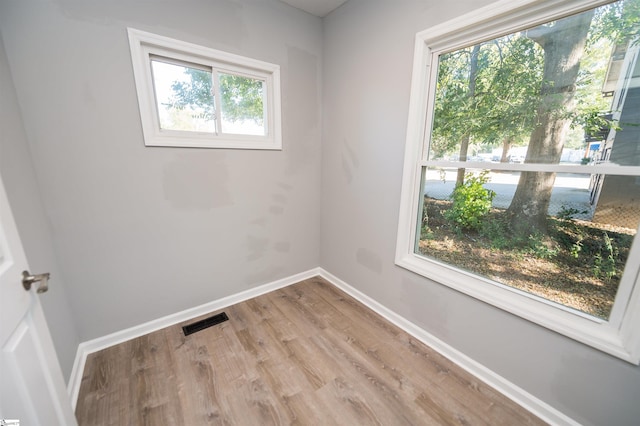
[396,0,640,363]
[128,29,282,149]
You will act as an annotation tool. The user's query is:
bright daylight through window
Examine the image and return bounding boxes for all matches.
[128,29,281,149]
[397,0,640,363]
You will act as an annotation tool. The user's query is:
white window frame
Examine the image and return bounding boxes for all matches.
[396,0,640,364]
[127,28,282,150]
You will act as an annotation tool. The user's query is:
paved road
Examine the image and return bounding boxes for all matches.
[424,170,594,220]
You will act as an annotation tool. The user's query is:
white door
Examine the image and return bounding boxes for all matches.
[0,175,77,425]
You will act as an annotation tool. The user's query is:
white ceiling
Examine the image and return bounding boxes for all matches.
[279,0,348,17]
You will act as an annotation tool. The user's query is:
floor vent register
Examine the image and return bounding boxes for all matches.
[182,312,229,336]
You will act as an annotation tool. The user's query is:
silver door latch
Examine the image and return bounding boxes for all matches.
[22,270,50,293]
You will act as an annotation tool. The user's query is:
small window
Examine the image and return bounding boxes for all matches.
[128,29,281,149]
[397,0,640,363]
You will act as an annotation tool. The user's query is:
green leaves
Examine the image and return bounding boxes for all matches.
[168,68,214,120]
[219,74,264,125]
[444,171,496,231]
[432,35,543,159]
[167,69,265,126]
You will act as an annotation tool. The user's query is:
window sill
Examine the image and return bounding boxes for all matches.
[395,251,640,364]
[142,132,282,150]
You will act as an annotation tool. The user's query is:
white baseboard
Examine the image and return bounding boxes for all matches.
[316,268,579,426]
[67,267,321,410]
[68,266,577,425]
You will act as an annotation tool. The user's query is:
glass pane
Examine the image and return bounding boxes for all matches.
[150,60,215,133]
[428,0,640,167]
[417,167,638,320]
[219,73,266,136]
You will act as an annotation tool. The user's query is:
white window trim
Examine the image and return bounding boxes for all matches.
[396,0,640,364]
[127,28,282,150]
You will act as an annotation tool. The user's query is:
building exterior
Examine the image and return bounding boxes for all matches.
[591,41,640,229]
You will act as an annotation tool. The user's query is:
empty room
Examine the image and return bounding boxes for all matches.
[1,0,639,424]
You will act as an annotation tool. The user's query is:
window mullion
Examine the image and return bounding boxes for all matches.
[262,80,269,136]
[212,70,222,136]
[421,160,640,176]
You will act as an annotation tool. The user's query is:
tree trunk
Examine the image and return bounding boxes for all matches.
[500,137,514,163]
[456,44,481,187]
[507,11,594,234]
[456,134,470,185]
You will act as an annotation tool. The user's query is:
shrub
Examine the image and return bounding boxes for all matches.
[525,232,559,259]
[479,215,510,248]
[444,171,496,231]
[593,232,618,281]
[557,206,587,221]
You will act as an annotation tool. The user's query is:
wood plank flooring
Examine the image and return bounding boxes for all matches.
[75,277,546,425]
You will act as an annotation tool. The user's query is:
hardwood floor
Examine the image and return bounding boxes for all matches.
[75,277,546,425]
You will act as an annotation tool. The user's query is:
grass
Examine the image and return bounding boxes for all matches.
[418,197,635,319]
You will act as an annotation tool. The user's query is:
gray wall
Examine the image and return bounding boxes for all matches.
[320,1,640,425]
[0,35,80,380]
[4,0,640,423]
[0,0,323,341]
